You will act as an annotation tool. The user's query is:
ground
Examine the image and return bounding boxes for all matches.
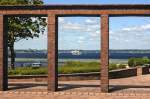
[1,74,150,99]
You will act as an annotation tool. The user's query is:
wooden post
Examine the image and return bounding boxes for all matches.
[47,14,58,92]
[101,15,109,93]
[0,15,8,91]
[137,66,142,76]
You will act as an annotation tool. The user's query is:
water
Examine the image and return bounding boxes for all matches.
[9,50,150,67]
[15,50,150,59]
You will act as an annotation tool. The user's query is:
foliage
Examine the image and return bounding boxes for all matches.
[109,63,118,70]
[109,63,126,70]
[8,61,127,75]
[9,67,47,75]
[7,16,47,45]
[0,0,47,69]
[117,64,127,69]
[0,0,43,5]
[58,61,100,74]
[128,57,150,67]
[128,58,135,67]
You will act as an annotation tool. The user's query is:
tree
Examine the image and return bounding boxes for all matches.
[0,0,47,69]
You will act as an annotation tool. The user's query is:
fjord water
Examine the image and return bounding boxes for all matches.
[9,50,150,67]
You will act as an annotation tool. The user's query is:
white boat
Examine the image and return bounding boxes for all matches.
[71,50,82,55]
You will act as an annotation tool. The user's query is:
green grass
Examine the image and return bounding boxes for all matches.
[8,61,127,75]
[58,61,100,74]
[8,67,47,75]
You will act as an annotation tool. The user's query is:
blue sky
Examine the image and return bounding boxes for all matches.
[15,0,150,50]
[43,0,150,4]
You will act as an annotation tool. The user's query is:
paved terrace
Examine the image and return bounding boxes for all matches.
[0,74,149,99]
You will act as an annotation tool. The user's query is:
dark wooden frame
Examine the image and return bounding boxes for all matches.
[0,4,149,93]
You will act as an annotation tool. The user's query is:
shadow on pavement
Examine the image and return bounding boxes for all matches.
[8,83,47,90]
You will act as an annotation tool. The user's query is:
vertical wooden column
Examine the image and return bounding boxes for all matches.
[0,15,8,91]
[101,15,109,93]
[47,14,58,92]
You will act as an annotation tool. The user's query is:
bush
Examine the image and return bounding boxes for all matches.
[109,63,127,70]
[118,64,127,69]
[109,63,118,70]
[128,58,135,67]
[128,57,150,67]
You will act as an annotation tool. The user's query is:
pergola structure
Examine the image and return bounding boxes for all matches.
[0,4,150,93]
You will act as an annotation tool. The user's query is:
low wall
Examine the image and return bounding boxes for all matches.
[8,66,150,82]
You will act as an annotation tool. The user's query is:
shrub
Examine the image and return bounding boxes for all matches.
[128,58,136,67]
[118,64,127,69]
[109,63,118,70]
[128,57,150,67]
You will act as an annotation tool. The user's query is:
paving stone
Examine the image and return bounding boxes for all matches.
[1,75,150,98]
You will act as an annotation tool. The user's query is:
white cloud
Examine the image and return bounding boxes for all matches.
[58,17,101,50]
[59,17,100,34]
[124,39,129,42]
[142,24,150,30]
[89,30,100,37]
[86,28,92,32]
[109,31,114,34]
[77,40,84,43]
[90,33,98,37]
[78,36,85,40]
[62,22,82,30]
[85,18,100,25]
[59,17,65,23]
[110,36,119,41]
[89,24,100,30]
[121,24,150,32]
[95,30,100,34]
[60,22,100,35]
[110,24,150,43]
[109,22,150,49]
[89,38,94,41]
[85,19,95,24]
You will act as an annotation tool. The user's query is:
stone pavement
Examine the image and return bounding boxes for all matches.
[1,74,150,99]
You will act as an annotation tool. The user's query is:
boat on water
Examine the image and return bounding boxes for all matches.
[71,50,82,55]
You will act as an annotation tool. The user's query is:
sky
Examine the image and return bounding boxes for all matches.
[43,0,150,4]
[15,0,150,50]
